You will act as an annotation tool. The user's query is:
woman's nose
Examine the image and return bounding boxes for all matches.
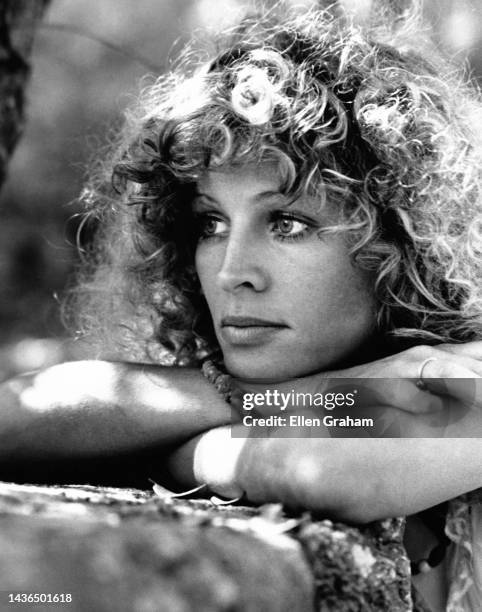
[217,230,269,293]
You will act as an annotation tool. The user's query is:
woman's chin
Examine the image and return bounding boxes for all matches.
[222,352,313,383]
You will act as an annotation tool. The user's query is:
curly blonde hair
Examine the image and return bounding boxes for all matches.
[72,2,482,365]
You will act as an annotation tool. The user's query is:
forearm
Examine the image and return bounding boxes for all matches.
[0,360,231,459]
[168,429,482,523]
[270,437,482,521]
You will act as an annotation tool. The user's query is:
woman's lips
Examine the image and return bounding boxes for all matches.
[220,316,287,346]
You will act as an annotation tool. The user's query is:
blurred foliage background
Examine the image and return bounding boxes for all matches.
[0,0,481,379]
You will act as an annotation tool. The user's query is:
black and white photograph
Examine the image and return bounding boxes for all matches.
[0,1,481,610]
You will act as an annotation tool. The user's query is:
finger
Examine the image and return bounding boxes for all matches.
[436,341,482,360]
[324,375,454,414]
[422,354,482,378]
[351,379,446,414]
[424,378,482,409]
[456,356,482,376]
[420,358,482,406]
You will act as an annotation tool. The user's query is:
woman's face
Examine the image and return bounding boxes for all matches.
[194,164,377,381]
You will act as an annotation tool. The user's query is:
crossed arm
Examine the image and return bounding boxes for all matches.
[168,428,482,523]
[0,343,481,522]
[0,360,232,459]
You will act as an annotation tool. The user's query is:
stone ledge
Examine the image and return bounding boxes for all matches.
[0,482,414,611]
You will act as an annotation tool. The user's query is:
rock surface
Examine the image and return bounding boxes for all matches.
[0,481,414,611]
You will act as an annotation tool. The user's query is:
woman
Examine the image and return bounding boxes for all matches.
[1,3,481,610]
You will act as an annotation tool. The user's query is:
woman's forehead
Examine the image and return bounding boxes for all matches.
[197,163,281,193]
[195,163,328,214]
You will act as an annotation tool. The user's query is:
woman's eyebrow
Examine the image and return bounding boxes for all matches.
[192,190,296,210]
[255,190,281,200]
[193,190,288,205]
[193,190,214,199]
[254,190,291,206]
[192,192,219,205]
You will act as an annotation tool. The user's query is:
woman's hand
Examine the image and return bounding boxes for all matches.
[318,341,482,414]
[333,341,482,378]
[230,342,482,434]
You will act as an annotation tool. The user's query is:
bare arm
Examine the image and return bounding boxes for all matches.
[168,428,482,523]
[163,340,482,521]
[167,345,482,522]
[0,360,232,460]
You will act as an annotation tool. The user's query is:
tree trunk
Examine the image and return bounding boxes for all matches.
[0,0,50,189]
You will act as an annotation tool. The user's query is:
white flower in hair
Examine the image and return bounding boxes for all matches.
[231,66,278,125]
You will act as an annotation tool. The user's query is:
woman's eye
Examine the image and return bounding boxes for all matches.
[270,215,310,239]
[197,215,228,239]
